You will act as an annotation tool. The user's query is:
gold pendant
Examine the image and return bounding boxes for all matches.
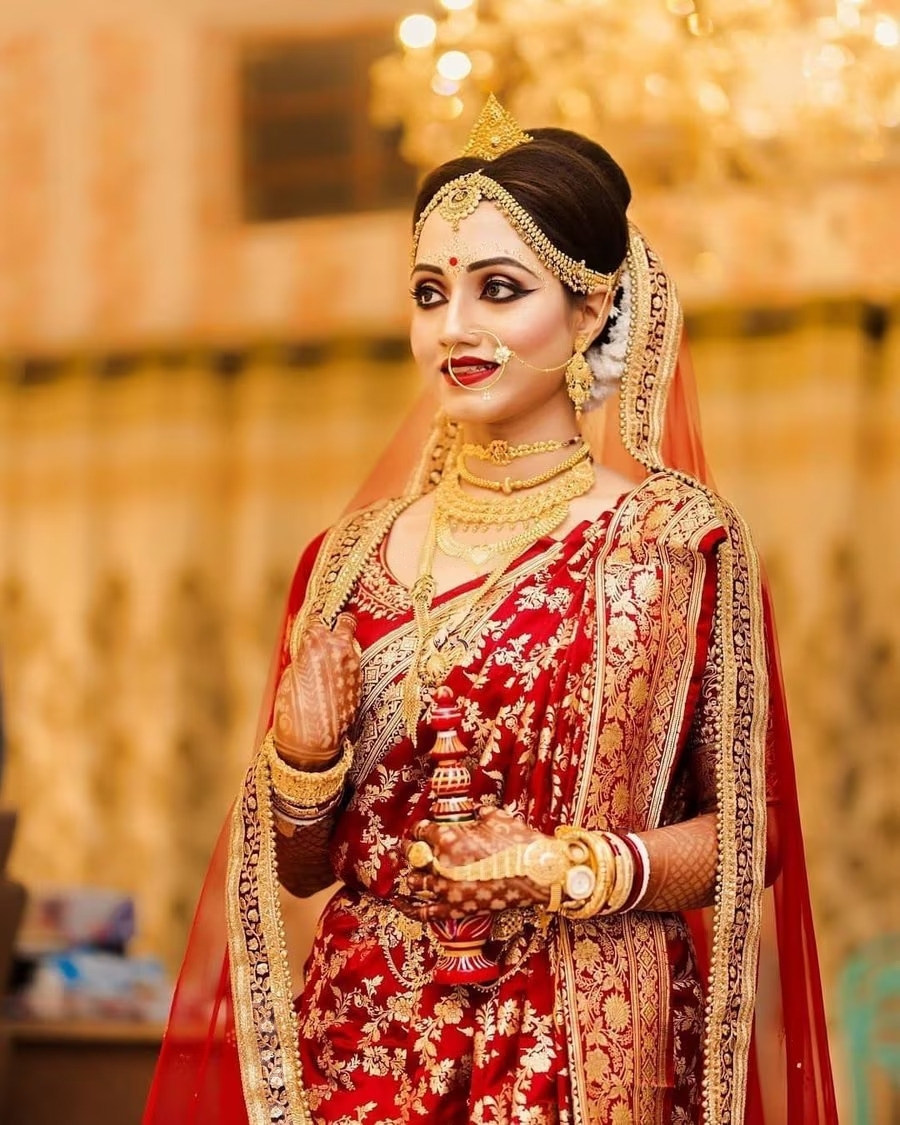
[421,628,469,683]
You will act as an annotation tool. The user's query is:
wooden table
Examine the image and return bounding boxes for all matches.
[0,1018,163,1125]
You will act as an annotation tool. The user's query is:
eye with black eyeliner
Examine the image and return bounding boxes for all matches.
[409,283,445,308]
[409,273,536,309]
[481,276,535,302]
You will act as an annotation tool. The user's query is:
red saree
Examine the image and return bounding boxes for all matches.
[143,226,838,1125]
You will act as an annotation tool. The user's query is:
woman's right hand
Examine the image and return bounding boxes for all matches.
[272,613,361,771]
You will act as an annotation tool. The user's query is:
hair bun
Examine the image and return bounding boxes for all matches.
[529,128,632,213]
[414,126,631,280]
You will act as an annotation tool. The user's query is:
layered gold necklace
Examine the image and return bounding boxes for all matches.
[457,440,590,496]
[400,440,594,738]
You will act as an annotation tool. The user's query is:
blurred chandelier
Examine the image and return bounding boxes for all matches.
[370,0,900,185]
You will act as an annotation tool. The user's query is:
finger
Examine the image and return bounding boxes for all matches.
[406,871,427,893]
[405,840,435,870]
[415,900,458,921]
[334,613,357,639]
[411,819,441,845]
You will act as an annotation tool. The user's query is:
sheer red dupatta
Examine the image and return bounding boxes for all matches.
[142,542,323,1125]
[144,228,837,1124]
[660,344,837,1124]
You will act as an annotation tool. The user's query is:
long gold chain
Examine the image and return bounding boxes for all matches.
[401,517,517,740]
[458,441,591,495]
[461,435,581,466]
[400,456,595,737]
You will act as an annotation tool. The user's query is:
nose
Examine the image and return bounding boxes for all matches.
[438,290,481,352]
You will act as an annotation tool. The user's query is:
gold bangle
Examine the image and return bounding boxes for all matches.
[431,836,571,887]
[600,832,635,914]
[555,827,616,920]
[271,786,343,824]
[266,734,354,812]
[545,883,563,914]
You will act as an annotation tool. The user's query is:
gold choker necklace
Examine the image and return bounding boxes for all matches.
[458,441,590,495]
[461,435,581,467]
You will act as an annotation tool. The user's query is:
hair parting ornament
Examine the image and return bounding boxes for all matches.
[412,96,619,296]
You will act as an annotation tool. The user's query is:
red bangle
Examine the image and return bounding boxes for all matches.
[617,833,647,912]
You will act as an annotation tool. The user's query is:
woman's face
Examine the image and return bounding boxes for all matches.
[410,202,587,431]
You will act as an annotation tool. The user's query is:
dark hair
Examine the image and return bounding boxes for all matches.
[413,127,631,287]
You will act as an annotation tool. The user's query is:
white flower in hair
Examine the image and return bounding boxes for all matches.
[584,264,632,411]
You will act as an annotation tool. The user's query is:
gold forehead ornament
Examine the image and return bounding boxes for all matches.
[412,95,619,295]
[462,93,534,160]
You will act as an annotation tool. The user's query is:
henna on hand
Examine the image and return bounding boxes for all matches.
[403,807,552,918]
[635,812,718,912]
[403,871,542,920]
[273,613,361,770]
[273,809,339,899]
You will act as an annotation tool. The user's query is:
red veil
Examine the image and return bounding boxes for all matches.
[143,227,837,1125]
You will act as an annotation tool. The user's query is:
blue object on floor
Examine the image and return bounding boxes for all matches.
[841,934,900,1124]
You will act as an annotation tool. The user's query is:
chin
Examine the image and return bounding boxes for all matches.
[439,387,509,426]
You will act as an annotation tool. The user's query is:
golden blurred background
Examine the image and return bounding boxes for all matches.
[0,0,899,1119]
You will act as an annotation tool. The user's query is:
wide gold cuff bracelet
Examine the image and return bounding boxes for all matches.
[554,826,616,920]
[266,734,354,814]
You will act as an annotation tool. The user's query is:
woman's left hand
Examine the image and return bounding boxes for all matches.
[403,807,554,919]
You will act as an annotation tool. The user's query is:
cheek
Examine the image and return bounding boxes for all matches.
[409,316,434,365]
[504,300,575,359]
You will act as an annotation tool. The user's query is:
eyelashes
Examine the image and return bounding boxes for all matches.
[409,284,442,308]
[410,277,535,308]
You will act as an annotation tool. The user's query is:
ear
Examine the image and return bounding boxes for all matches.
[574,286,614,348]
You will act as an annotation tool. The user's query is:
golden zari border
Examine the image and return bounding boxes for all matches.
[700,501,768,1125]
[627,912,670,1125]
[562,474,711,1123]
[619,223,683,473]
[556,922,587,1125]
[558,910,672,1125]
[289,499,413,659]
[608,220,767,1124]
[644,501,723,829]
[227,751,312,1125]
[229,500,410,1121]
[561,474,645,1122]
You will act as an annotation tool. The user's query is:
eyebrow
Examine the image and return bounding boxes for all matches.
[411,256,541,280]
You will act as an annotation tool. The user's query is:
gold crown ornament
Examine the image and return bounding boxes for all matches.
[461,93,534,159]
[412,95,619,295]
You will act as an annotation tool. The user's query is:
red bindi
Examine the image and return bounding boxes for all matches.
[449,256,458,266]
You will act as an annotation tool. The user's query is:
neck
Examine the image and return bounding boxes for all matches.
[457,404,585,486]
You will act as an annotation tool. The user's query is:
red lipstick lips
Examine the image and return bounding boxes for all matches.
[442,355,499,387]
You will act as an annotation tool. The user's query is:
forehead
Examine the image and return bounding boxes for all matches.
[414,201,545,274]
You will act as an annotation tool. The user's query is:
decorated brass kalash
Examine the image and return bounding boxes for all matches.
[407,686,500,985]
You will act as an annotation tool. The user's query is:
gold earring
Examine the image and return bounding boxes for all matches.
[565,335,593,416]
